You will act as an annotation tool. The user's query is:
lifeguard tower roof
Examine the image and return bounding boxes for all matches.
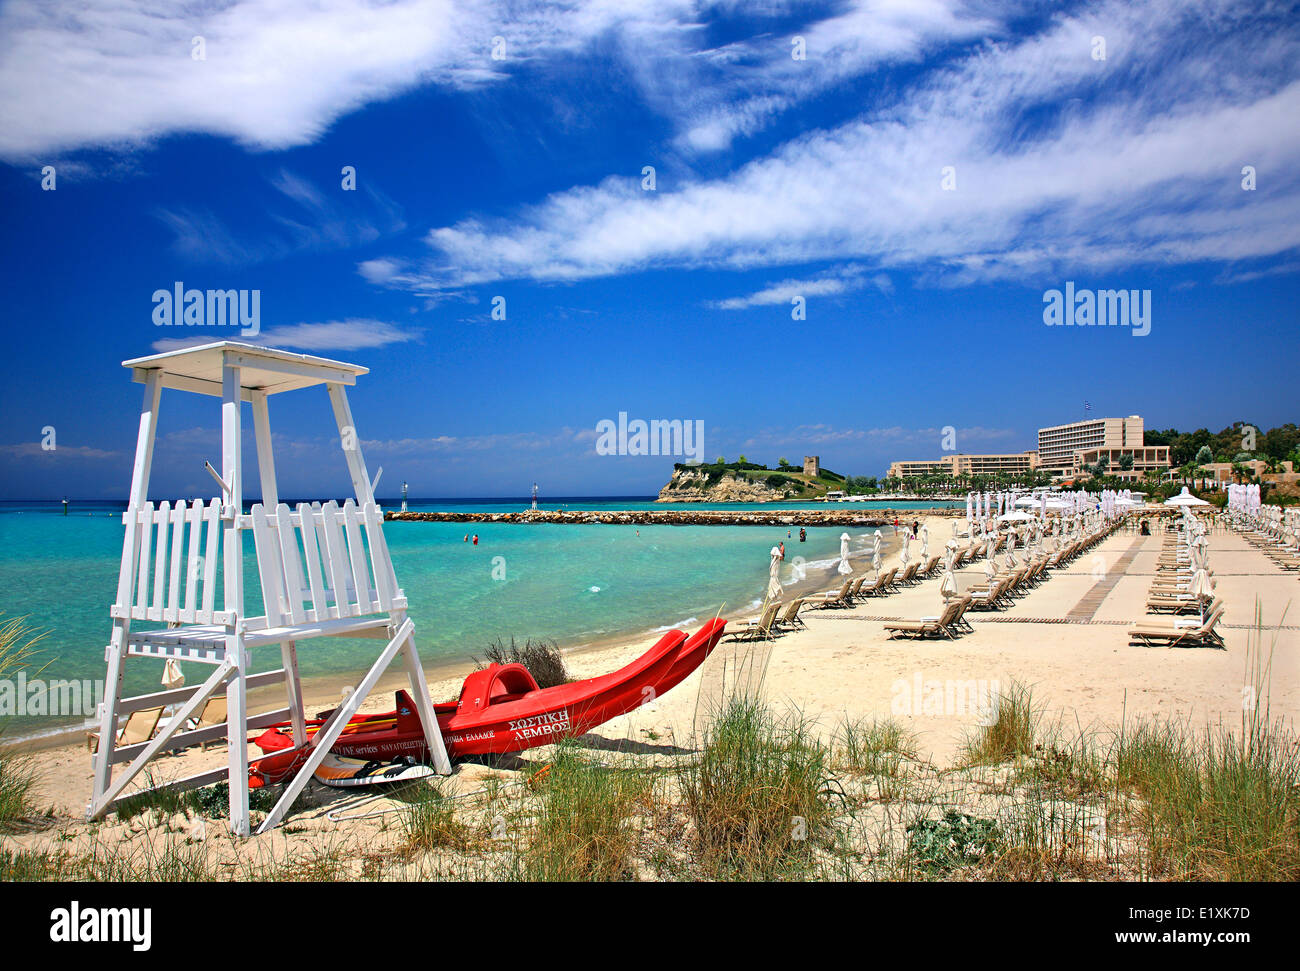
[122,340,368,398]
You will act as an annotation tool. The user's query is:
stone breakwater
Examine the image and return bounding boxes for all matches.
[386,508,965,527]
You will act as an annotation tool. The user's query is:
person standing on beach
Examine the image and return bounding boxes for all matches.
[778,541,785,560]
[912,520,919,537]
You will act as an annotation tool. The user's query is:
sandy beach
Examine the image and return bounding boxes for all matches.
[10,514,1296,829]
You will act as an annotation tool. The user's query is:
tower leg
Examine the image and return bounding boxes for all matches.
[281,640,307,747]
[397,619,452,774]
[226,633,250,837]
[89,623,128,814]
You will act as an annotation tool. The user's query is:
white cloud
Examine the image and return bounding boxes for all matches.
[0,0,710,160]
[372,0,1300,290]
[150,319,418,352]
[712,265,892,309]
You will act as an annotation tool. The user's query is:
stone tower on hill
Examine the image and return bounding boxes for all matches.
[803,455,820,477]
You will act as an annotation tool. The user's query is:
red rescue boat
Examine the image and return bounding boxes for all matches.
[250,617,727,785]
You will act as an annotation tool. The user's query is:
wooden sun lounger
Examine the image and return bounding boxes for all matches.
[775,598,806,631]
[725,602,782,641]
[884,597,964,640]
[87,705,164,754]
[807,579,854,610]
[1129,604,1226,648]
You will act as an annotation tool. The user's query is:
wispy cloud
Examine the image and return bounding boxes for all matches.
[711,265,892,309]
[362,0,1300,292]
[157,169,405,265]
[150,319,418,353]
[0,442,121,460]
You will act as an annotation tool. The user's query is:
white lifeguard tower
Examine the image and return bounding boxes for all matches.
[89,342,451,835]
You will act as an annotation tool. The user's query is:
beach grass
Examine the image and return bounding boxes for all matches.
[516,741,648,881]
[402,781,481,853]
[0,617,47,828]
[958,679,1039,767]
[679,698,835,880]
[473,636,570,688]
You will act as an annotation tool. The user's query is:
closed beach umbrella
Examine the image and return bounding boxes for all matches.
[767,547,784,601]
[941,562,958,598]
[1005,531,1017,569]
[872,549,882,576]
[984,553,997,580]
[899,533,911,567]
[1190,568,1214,600]
[162,659,184,690]
[838,533,853,576]
[873,531,883,556]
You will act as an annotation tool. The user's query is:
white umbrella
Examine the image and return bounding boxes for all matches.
[899,533,911,567]
[767,547,784,601]
[871,549,882,577]
[1165,487,1210,507]
[838,532,853,576]
[1189,568,1214,623]
[162,659,184,690]
[984,553,997,580]
[940,561,958,598]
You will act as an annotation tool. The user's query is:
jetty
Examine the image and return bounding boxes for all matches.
[386,507,963,527]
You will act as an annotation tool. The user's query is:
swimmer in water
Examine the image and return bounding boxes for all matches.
[472,534,479,546]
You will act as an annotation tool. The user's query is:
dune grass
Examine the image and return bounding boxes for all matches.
[1112,606,1299,880]
[0,617,47,828]
[516,741,648,881]
[402,781,481,853]
[679,698,835,880]
[959,680,1039,767]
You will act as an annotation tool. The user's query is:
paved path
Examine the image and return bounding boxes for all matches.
[1063,534,1145,622]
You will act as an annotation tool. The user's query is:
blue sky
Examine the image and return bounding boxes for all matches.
[1,0,1297,500]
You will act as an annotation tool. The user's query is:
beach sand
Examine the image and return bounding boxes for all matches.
[4,517,1297,872]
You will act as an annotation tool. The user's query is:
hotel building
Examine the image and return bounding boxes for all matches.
[887,452,1039,480]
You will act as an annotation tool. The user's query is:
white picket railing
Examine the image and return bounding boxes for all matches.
[111,498,402,630]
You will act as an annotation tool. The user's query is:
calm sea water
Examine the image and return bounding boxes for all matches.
[0,497,958,734]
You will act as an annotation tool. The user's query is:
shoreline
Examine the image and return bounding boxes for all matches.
[0,526,906,758]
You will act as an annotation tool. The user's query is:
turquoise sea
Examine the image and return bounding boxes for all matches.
[0,497,959,736]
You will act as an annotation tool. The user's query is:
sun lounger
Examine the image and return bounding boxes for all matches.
[1129,603,1226,648]
[884,598,963,640]
[806,579,854,610]
[87,705,164,754]
[774,598,806,631]
[724,601,782,641]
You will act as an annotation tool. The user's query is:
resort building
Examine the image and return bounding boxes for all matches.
[887,459,945,479]
[1196,459,1296,485]
[1071,444,1171,481]
[946,451,1040,477]
[1038,416,1153,477]
[887,452,1039,480]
